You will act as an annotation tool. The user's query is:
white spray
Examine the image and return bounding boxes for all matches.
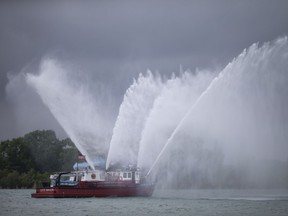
[26,58,113,169]
[106,71,163,169]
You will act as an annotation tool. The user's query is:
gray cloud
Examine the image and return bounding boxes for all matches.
[1,0,288,140]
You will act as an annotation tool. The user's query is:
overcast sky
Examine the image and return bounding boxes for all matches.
[1,0,288,141]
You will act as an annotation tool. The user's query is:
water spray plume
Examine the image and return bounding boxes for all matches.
[137,71,215,171]
[146,37,288,188]
[106,71,163,169]
[146,73,223,176]
[26,58,113,169]
[24,37,288,188]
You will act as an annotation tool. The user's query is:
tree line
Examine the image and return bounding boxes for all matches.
[0,130,78,188]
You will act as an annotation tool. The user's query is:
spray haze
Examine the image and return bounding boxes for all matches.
[144,37,288,188]
[137,71,215,170]
[106,72,163,169]
[20,37,288,188]
[26,58,114,169]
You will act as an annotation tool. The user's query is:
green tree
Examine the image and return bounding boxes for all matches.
[6,170,20,188]
[23,130,63,172]
[0,130,79,188]
[0,169,9,188]
[60,138,78,171]
[0,138,35,173]
[19,169,37,188]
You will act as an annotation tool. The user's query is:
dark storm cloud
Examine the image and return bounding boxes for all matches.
[2,1,288,65]
[0,0,288,140]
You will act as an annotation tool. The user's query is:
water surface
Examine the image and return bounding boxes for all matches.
[1,189,288,216]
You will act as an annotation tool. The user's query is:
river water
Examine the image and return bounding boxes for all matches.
[1,189,288,216]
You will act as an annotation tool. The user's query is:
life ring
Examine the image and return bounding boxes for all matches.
[91,174,96,179]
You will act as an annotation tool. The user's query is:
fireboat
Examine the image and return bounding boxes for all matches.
[31,165,154,198]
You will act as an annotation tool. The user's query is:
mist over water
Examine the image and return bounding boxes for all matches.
[24,37,288,188]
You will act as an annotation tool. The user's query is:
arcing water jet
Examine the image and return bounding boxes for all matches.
[26,58,113,169]
[142,37,288,187]
[106,71,163,169]
[26,37,288,188]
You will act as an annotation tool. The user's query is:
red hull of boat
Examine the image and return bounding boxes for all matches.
[31,182,154,198]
